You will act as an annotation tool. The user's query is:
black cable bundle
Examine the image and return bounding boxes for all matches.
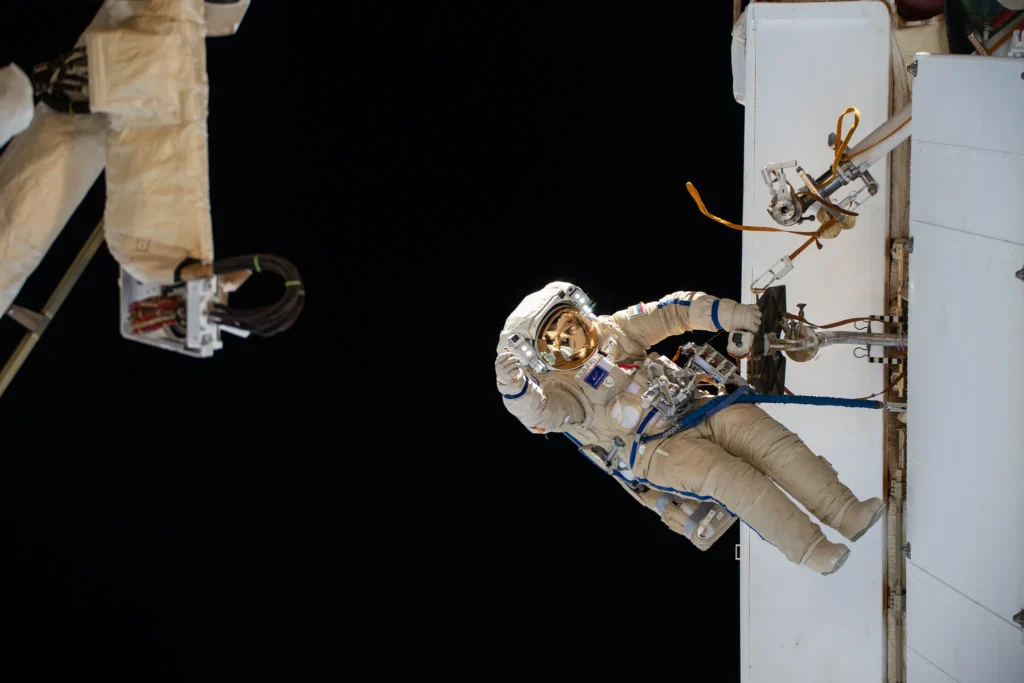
[208,254,305,337]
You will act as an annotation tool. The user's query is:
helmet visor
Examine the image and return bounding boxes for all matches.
[536,306,598,371]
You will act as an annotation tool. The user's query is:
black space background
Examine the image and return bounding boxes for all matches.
[1,2,750,679]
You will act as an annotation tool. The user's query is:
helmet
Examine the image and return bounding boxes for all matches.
[497,281,598,373]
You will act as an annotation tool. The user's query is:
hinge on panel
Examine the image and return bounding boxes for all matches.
[5,305,49,334]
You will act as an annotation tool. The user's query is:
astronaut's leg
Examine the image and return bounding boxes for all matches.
[699,403,884,542]
[0,104,107,314]
[641,434,850,574]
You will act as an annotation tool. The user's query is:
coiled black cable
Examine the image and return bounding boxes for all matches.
[207,254,305,337]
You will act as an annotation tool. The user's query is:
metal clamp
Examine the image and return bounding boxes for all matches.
[590,436,627,469]
[831,162,878,214]
[761,160,802,227]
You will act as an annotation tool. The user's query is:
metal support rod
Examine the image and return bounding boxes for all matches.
[0,220,105,399]
[811,169,849,202]
[818,330,905,348]
[767,330,906,356]
[799,103,914,210]
[845,102,913,168]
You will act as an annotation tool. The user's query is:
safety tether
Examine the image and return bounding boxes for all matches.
[639,385,882,444]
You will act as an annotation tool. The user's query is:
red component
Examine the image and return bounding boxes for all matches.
[129,297,180,311]
[988,8,1017,31]
[618,363,639,369]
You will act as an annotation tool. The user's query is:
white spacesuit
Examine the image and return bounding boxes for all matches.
[0,64,33,148]
[495,282,885,575]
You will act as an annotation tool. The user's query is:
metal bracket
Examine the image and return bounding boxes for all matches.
[904,237,914,254]
[902,543,911,560]
[891,237,911,261]
[5,306,50,334]
[1016,265,1023,282]
[907,60,918,77]
[886,402,908,412]
[833,163,879,213]
[1014,609,1024,628]
[751,256,795,293]
[735,544,741,561]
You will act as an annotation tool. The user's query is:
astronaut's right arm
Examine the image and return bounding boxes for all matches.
[495,352,585,434]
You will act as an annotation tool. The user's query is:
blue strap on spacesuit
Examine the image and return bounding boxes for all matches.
[502,377,533,399]
[710,300,723,330]
[734,394,884,410]
[639,386,883,445]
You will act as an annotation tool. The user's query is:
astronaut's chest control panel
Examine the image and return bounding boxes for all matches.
[572,343,740,419]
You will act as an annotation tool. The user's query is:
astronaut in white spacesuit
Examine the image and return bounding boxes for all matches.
[495,282,885,575]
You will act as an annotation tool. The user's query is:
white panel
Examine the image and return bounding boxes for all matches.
[740,524,751,678]
[910,142,1024,246]
[912,55,1024,157]
[906,562,1024,683]
[739,3,890,682]
[909,53,1024,248]
[906,54,1024,683]
[906,221,1024,624]
[907,648,958,683]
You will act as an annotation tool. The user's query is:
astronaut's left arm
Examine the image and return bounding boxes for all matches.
[611,290,761,349]
[495,352,585,434]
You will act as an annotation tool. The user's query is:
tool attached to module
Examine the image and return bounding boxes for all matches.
[727,331,755,358]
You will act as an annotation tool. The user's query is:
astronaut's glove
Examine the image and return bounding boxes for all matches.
[716,300,762,333]
[495,352,526,393]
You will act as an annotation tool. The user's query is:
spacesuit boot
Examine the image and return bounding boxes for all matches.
[802,536,851,576]
[832,497,885,542]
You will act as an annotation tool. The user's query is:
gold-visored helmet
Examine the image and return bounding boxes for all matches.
[497,282,599,374]
[535,304,598,371]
